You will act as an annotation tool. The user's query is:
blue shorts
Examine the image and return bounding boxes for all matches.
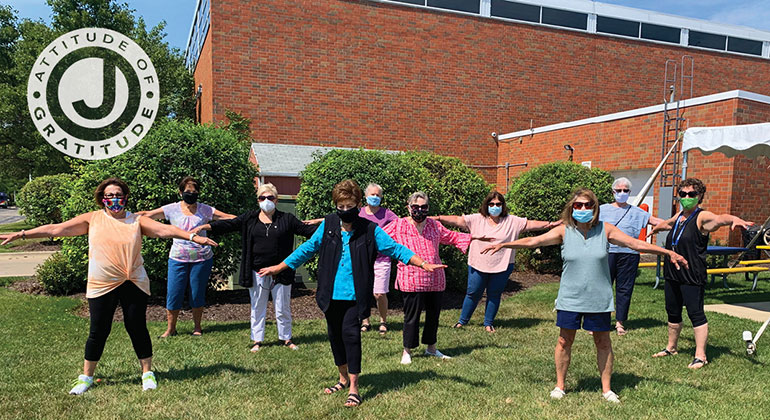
[166,258,213,310]
[556,310,612,332]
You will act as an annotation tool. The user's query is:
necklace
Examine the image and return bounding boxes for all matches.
[263,220,272,237]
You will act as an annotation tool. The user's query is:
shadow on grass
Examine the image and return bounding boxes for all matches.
[625,317,667,330]
[494,317,548,330]
[103,363,257,385]
[573,372,644,394]
[361,369,488,399]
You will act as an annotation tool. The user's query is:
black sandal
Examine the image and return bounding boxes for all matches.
[345,393,362,407]
[653,348,677,358]
[360,323,372,332]
[453,322,464,329]
[378,322,388,335]
[688,358,709,369]
[324,381,349,394]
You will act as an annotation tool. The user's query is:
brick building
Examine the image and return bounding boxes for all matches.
[185,0,770,244]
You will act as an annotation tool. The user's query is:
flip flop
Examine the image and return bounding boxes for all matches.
[688,358,709,369]
[652,348,678,358]
[615,325,627,336]
[453,322,464,329]
[345,393,362,407]
[324,381,349,394]
[191,331,203,337]
[484,325,496,333]
[378,322,388,335]
[360,323,372,332]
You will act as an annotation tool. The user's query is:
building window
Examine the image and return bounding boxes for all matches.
[184,0,210,70]
[641,23,680,44]
[427,0,480,14]
[596,16,639,38]
[727,36,763,56]
[541,7,587,30]
[389,0,425,5]
[689,30,726,50]
[491,0,540,23]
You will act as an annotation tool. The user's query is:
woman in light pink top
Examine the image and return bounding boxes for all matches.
[434,191,559,332]
[1,178,217,395]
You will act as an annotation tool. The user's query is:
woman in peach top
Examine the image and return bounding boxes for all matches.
[1,178,217,395]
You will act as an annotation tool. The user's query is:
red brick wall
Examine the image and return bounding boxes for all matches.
[498,98,770,245]
[198,0,770,178]
[193,29,213,124]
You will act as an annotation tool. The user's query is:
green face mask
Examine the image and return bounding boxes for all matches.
[680,197,698,210]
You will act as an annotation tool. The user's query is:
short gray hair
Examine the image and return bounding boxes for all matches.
[365,183,383,195]
[612,177,632,190]
[407,191,429,205]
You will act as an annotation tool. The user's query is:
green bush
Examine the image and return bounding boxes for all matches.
[506,161,613,273]
[296,149,491,292]
[35,251,84,295]
[45,119,259,295]
[16,174,75,226]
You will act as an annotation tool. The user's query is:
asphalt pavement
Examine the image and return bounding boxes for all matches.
[0,207,24,225]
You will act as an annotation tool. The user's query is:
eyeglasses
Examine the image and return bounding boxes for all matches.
[678,190,698,198]
[409,204,429,211]
[258,195,276,201]
[613,189,630,193]
[103,194,125,199]
[572,202,594,210]
[488,202,503,207]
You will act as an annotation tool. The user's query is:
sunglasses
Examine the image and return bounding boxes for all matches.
[488,202,503,207]
[103,194,125,199]
[613,189,630,193]
[258,195,276,201]
[409,204,429,211]
[572,202,595,210]
[678,190,699,198]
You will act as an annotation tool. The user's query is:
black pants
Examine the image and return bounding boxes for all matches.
[84,281,152,362]
[608,253,640,322]
[664,280,707,327]
[324,300,362,374]
[402,291,442,349]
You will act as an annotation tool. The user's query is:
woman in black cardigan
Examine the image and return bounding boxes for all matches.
[193,183,316,352]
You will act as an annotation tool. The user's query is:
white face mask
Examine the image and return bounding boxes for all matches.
[259,199,276,212]
[614,191,629,204]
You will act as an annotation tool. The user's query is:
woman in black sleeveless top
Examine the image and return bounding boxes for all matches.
[649,178,753,369]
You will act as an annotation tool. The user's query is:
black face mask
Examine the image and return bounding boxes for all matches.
[410,208,428,223]
[337,207,359,223]
[182,192,199,204]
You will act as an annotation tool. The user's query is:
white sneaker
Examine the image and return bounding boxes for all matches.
[69,375,93,395]
[425,349,451,360]
[602,390,620,403]
[549,387,566,400]
[400,352,412,365]
[142,371,157,391]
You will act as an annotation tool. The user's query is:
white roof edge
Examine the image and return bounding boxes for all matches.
[498,90,770,140]
[261,172,301,177]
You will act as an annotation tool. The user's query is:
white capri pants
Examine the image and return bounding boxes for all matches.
[249,271,292,342]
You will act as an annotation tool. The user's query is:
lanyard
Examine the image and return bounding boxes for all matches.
[671,208,701,247]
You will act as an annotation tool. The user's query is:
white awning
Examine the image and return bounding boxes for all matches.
[682,122,770,158]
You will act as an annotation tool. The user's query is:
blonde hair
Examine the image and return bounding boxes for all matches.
[257,183,278,197]
[561,188,601,229]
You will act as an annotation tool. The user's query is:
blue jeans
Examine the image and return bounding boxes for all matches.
[166,258,214,310]
[458,264,514,326]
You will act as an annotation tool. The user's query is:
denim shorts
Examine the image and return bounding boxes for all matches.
[556,310,612,331]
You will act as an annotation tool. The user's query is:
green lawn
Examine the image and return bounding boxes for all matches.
[1,270,769,420]
[0,220,56,253]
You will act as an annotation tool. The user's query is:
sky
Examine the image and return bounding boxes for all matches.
[8,0,770,54]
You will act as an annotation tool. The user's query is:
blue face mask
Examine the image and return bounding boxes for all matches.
[572,209,593,223]
[488,206,502,217]
[614,191,629,204]
[366,195,381,207]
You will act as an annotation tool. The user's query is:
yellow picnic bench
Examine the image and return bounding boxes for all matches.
[638,259,769,290]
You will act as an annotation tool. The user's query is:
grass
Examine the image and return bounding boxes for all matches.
[0,220,33,233]
[1,270,769,420]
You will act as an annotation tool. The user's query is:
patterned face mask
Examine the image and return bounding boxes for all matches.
[103,197,127,213]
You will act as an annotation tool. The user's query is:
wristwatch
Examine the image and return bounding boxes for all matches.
[189,233,198,241]
[419,261,426,269]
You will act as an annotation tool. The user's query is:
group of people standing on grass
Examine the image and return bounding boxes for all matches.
[0,174,752,407]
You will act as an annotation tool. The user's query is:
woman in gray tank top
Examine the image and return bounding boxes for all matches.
[483,188,687,404]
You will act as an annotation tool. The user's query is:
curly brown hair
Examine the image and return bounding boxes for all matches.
[94,177,130,208]
[678,177,706,204]
[332,179,362,206]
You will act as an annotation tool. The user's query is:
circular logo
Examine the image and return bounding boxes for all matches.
[27,28,159,160]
